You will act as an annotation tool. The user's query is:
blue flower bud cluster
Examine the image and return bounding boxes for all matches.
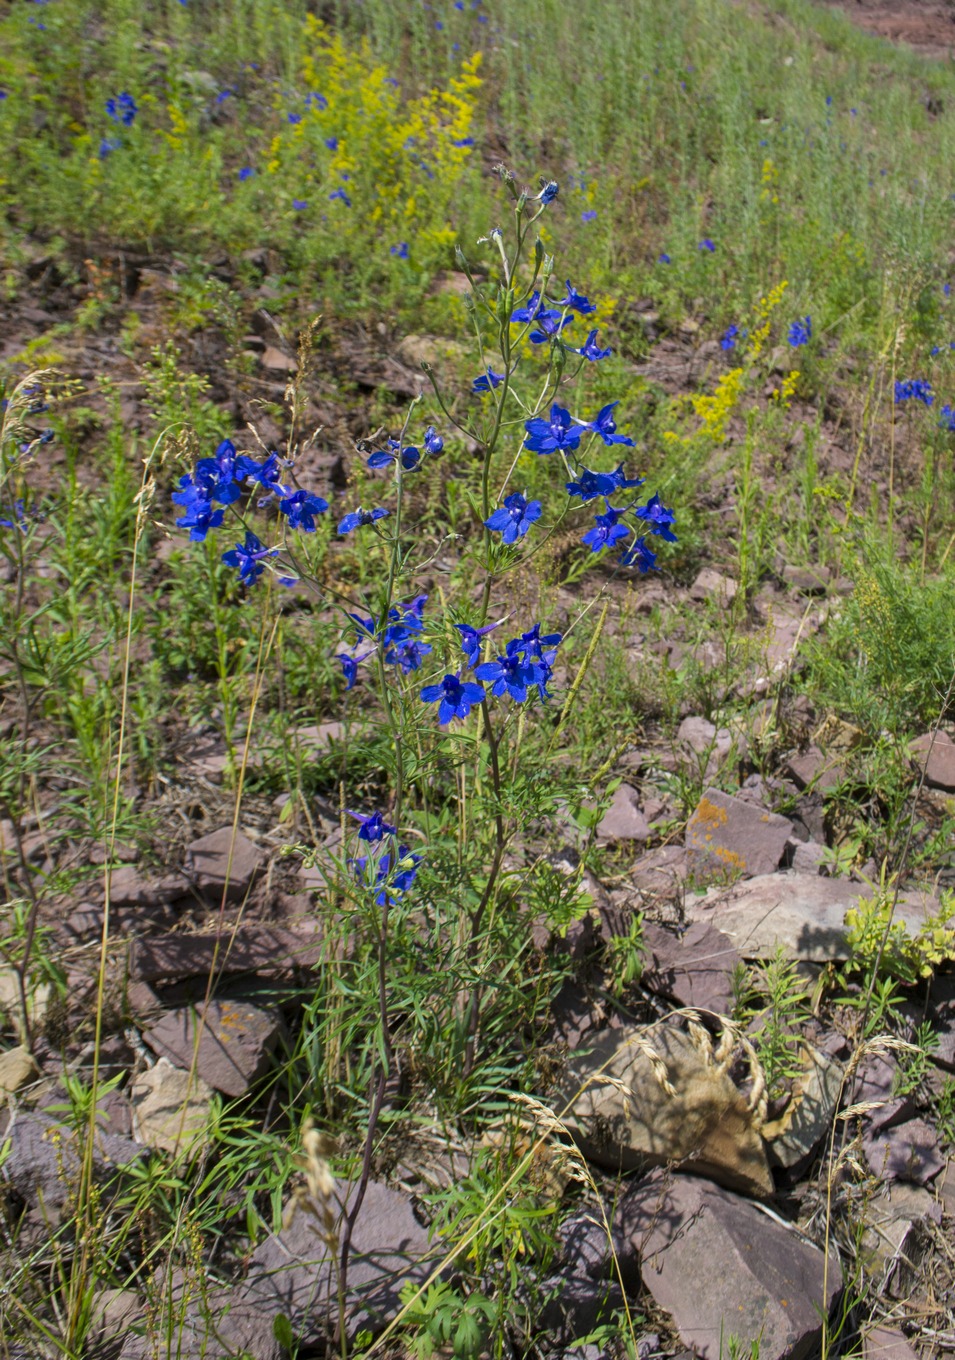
[346,808,421,906]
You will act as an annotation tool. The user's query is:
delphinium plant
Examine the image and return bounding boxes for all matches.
[168,164,679,1334]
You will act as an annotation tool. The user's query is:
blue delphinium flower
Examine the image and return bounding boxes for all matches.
[574,401,635,447]
[528,309,573,345]
[537,181,559,204]
[338,506,390,535]
[279,490,329,531]
[288,112,302,125]
[423,426,443,456]
[566,464,644,501]
[472,368,505,394]
[582,501,630,553]
[237,166,255,181]
[221,531,277,585]
[420,673,486,723]
[698,238,716,252]
[635,492,677,541]
[0,500,28,532]
[511,291,544,324]
[574,330,612,362]
[581,210,597,223]
[940,405,955,431]
[485,492,542,544]
[895,379,934,406]
[385,637,433,672]
[194,439,242,504]
[391,242,409,258]
[329,187,351,205]
[293,199,308,210]
[106,92,137,126]
[346,612,376,642]
[235,451,291,500]
[99,137,121,159]
[382,597,428,649]
[555,280,596,315]
[338,650,371,689]
[523,404,582,455]
[474,641,538,702]
[172,476,225,541]
[455,619,502,666]
[788,316,812,347]
[349,809,397,842]
[367,439,420,471]
[658,252,671,264]
[620,536,658,572]
[720,325,739,351]
[352,845,422,906]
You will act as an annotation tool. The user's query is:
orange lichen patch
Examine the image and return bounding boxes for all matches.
[712,846,747,870]
[690,796,729,832]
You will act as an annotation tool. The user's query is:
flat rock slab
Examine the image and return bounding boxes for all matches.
[183,827,264,902]
[785,746,844,793]
[686,873,943,962]
[596,783,650,843]
[246,1180,435,1341]
[863,1116,944,1186]
[144,999,281,1098]
[631,846,688,898]
[1,1111,142,1223]
[130,926,322,983]
[762,1044,844,1169]
[863,1327,920,1360]
[910,730,955,792]
[557,1020,773,1198]
[642,920,741,1016]
[619,1172,840,1360]
[686,788,792,880]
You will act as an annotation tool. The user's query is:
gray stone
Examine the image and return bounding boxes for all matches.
[118,1277,282,1360]
[130,925,323,983]
[1,1111,142,1224]
[689,568,737,605]
[0,1045,38,1098]
[596,784,650,843]
[782,564,831,594]
[557,1020,773,1198]
[107,864,189,908]
[863,1117,944,1186]
[130,1058,215,1155]
[183,827,264,903]
[686,873,943,962]
[245,1179,435,1342]
[788,838,827,874]
[631,846,688,898]
[144,999,281,1098]
[619,1172,840,1360]
[863,1327,920,1360]
[762,1044,844,1169]
[910,730,955,792]
[642,920,740,1016]
[686,787,792,881]
[785,746,844,793]
[261,345,297,374]
[859,1182,942,1296]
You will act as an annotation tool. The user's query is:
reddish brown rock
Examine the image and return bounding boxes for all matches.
[910,730,955,792]
[144,999,282,1098]
[184,827,264,902]
[130,926,323,983]
[686,788,792,880]
[595,783,650,843]
[642,920,740,1016]
[784,746,844,793]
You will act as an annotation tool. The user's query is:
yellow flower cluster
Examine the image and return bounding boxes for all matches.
[759,157,779,206]
[690,366,746,441]
[746,279,788,362]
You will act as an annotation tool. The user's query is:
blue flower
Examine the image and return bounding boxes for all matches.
[194,439,242,504]
[582,501,630,553]
[555,280,596,315]
[529,310,573,345]
[99,136,121,159]
[421,673,486,723]
[288,112,302,125]
[423,426,443,456]
[581,210,597,223]
[385,637,433,672]
[0,500,28,532]
[574,401,634,447]
[658,252,671,263]
[337,650,371,689]
[367,439,420,471]
[455,619,502,666]
[895,379,934,406]
[537,181,559,204]
[511,291,544,324]
[279,490,329,531]
[349,809,397,842]
[172,476,225,541]
[345,612,376,642]
[352,845,422,906]
[574,329,612,362]
[338,506,390,535]
[329,186,351,206]
[566,464,644,501]
[720,325,739,351]
[788,316,812,347]
[325,136,339,151]
[523,404,582,455]
[635,493,677,541]
[474,643,538,702]
[237,166,255,181]
[485,492,542,544]
[452,135,474,146]
[235,451,291,500]
[390,242,409,258]
[382,596,428,647]
[620,536,658,572]
[221,531,277,585]
[472,368,505,394]
[293,199,308,210]
[106,92,137,127]
[698,238,716,252]
[940,405,955,431]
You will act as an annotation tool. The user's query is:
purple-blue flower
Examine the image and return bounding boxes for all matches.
[788,316,811,347]
[106,92,137,127]
[474,643,538,703]
[529,310,573,345]
[523,404,582,455]
[338,506,390,535]
[566,464,644,501]
[172,476,225,541]
[635,493,677,541]
[511,291,544,324]
[895,379,933,406]
[349,809,397,842]
[235,451,291,500]
[574,401,634,447]
[554,280,596,315]
[237,166,255,181]
[720,325,739,351]
[194,439,242,504]
[329,187,351,205]
[621,536,658,572]
[537,181,559,204]
[941,404,955,431]
[221,531,277,585]
[698,238,715,252]
[367,439,420,471]
[574,329,612,362]
[423,426,443,456]
[658,252,671,264]
[582,501,630,553]
[279,490,329,531]
[390,242,409,258]
[581,210,597,223]
[455,619,502,666]
[485,493,542,544]
[338,650,371,689]
[420,673,486,724]
[472,368,505,395]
